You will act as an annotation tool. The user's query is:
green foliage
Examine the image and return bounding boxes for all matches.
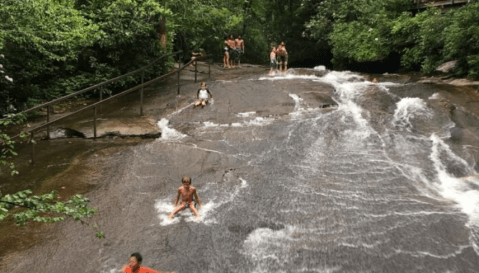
[0,189,98,228]
[305,0,479,76]
[442,2,479,78]
[0,113,29,176]
[0,0,99,112]
[166,0,245,61]
[0,0,174,115]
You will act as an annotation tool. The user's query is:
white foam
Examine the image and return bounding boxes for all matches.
[240,177,248,188]
[244,116,275,126]
[237,111,256,117]
[392,97,432,129]
[430,134,479,226]
[259,74,321,81]
[428,93,442,100]
[317,70,365,86]
[242,226,300,272]
[203,121,221,128]
[156,118,186,141]
[313,65,326,71]
[231,122,243,127]
[154,199,218,226]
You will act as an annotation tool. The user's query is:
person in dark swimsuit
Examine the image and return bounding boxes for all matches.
[223,36,230,68]
[276,41,288,73]
[235,35,245,68]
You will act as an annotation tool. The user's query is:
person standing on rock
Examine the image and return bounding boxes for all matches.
[276,41,288,73]
[223,36,231,68]
[194,82,214,108]
[122,252,177,273]
[269,46,277,75]
[235,34,245,68]
[227,34,237,68]
[168,176,202,220]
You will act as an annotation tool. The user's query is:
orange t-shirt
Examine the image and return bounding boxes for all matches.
[124,266,160,273]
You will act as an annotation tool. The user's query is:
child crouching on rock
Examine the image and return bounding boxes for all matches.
[194,82,214,108]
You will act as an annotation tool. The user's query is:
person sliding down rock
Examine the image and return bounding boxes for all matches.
[194,82,214,108]
[168,176,203,220]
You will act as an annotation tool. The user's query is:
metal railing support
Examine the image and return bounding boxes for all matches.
[99,85,103,114]
[46,105,51,139]
[140,70,144,116]
[208,60,211,78]
[194,61,198,83]
[30,132,35,165]
[93,106,97,139]
[177,64,181,95]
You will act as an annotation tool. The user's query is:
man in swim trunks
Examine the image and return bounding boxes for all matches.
[235,34,245,68]
[276,41,288,73]
[227,34,236,67]
[168,176,202,220]
[122,252,177,273]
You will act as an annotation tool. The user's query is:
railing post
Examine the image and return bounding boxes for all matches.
[93,106,97,139]
[46,105,51,140]
[177,64,181,95]
[195,61,198,83]
[99,86,103,114]
[30,132,35,165]
[208,59,211,78]
[140,70,144,116]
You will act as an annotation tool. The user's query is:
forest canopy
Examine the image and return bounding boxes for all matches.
[1,0,478,115]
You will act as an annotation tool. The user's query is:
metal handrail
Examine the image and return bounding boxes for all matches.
[16,56,214,164]
[9,50,183,117]
[25,58,200,136]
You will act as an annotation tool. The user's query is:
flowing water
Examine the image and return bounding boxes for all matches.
[148,69,479,272]
[4,68,479,272]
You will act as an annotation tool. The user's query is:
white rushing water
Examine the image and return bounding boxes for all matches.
[153,68,479,272]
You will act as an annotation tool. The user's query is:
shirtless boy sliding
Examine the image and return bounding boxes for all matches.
[168,176,202,220]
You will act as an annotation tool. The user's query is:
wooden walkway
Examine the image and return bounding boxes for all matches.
[413,0,470,9]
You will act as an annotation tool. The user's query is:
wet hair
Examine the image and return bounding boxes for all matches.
[130,252,142,264]
[237,34,242,39]
[200,82,207,87]
[182,176,192,184]
[229,34,234,39]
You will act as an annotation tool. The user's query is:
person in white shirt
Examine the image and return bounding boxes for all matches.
[194,82,214,108]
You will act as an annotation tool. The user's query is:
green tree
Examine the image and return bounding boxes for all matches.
[76,0,173,89]
[0,0,99,112]
[443,2,479,78]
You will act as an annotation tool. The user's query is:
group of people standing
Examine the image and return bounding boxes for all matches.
[223,34,245,68]
[270,41,288,74]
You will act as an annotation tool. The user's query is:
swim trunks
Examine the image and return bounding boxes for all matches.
[235,47,242,61]
[270,58,277,68]
[277,54,288,64]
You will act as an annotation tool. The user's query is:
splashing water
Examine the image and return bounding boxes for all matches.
[392,97,432,130]
[157,118,186,141]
